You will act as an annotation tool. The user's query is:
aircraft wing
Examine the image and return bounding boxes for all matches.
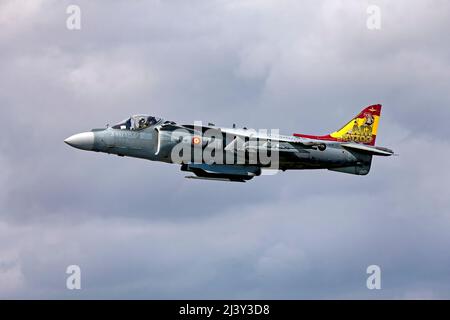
[216,127,327,150]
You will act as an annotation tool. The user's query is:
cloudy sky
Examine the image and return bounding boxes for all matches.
[1,0,450,299]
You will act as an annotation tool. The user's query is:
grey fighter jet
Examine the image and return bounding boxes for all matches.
[65,104,394,182]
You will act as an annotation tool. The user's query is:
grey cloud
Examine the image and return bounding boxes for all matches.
[1,0,450,299]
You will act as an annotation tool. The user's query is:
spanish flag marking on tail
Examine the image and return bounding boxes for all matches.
[330,104,381,146]
[293,104,382,146]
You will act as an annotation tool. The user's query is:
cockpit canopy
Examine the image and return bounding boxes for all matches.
[112,115,162,131]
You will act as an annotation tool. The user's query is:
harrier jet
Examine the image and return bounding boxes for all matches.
[65,104,394,182]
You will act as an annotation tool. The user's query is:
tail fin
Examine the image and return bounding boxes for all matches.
[330,104,381,146]
[294,104,382,146]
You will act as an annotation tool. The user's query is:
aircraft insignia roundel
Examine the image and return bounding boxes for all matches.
[192,136,202,145]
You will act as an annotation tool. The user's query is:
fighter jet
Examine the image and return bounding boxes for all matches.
[65,104,394,182]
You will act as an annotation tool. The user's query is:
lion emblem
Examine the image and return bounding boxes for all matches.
[342,113,374,143]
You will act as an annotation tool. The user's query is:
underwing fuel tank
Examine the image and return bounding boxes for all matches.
[181,164,261,182]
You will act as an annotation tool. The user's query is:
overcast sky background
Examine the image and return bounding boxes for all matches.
[1,0,450,299]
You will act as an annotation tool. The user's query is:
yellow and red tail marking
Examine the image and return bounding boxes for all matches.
[293,104,382,146]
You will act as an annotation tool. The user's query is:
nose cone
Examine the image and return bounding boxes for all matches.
[64,132,95,151]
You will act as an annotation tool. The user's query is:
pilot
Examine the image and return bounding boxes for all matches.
[138,117,147,129]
